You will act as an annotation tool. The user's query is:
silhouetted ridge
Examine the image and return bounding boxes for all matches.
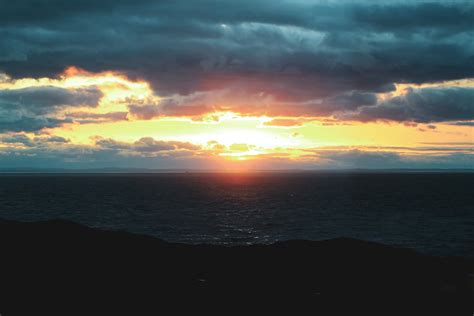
[1,218,472,313]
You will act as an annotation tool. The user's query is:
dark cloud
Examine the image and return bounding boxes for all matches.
[34,135,70,143]
[0,134,34,146]
[0,116,71,133]
[0,134,206,168]
[0,1,472,110]
[0,0,153,24]
[133,137,200,152]
[0,133,69,147]
[0,86,102,132]
[128,88,380,119]
[0,86,102,113]
[344,87,474,123]
[128,104,164,120]
[95,137,201,155]
[329,91,378,108]
[352,2,474,31]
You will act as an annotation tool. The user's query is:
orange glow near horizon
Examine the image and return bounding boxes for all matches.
[0,67,472,166]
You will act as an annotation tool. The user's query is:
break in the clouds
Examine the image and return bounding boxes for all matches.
[0,0,472,169]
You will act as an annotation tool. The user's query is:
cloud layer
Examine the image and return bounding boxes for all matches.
[344,87,474,123]
[0,0,472,169]
[0,133,472,170]
[0,0,473,124]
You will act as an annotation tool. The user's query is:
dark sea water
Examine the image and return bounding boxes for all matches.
[0,172,473,258]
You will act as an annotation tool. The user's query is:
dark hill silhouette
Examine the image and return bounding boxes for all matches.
[1,218,472,313]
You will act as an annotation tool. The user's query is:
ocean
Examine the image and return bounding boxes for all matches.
[0,172,473,258]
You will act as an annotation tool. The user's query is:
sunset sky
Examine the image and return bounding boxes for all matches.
[0,0,472,170]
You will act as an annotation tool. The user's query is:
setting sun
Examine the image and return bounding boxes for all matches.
[1,1,473,313]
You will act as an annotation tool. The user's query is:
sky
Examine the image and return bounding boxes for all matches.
[0,0,472,170]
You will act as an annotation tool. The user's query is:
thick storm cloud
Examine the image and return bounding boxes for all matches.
[0,0,473,117]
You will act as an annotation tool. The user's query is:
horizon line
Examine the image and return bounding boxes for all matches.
[0,167,473,174]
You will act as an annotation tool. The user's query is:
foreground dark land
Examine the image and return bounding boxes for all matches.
[1,219,472,313]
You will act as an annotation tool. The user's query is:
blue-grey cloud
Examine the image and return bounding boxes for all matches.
[34,135,70,143]
[314,149,473,169]
[0,86,102,113]
[0,135,205,169]
[95,137,201,154]
[0,134,35,146]
[0,86,102,131]
[343,87,474,123]
[0,1,472,102]
[0,116,71,133]
[0,133,69,147]
[0,140,471,170]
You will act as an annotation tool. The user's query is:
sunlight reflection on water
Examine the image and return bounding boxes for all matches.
[0,172,473,257]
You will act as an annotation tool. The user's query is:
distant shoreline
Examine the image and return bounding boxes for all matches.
[1,168,473,174]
